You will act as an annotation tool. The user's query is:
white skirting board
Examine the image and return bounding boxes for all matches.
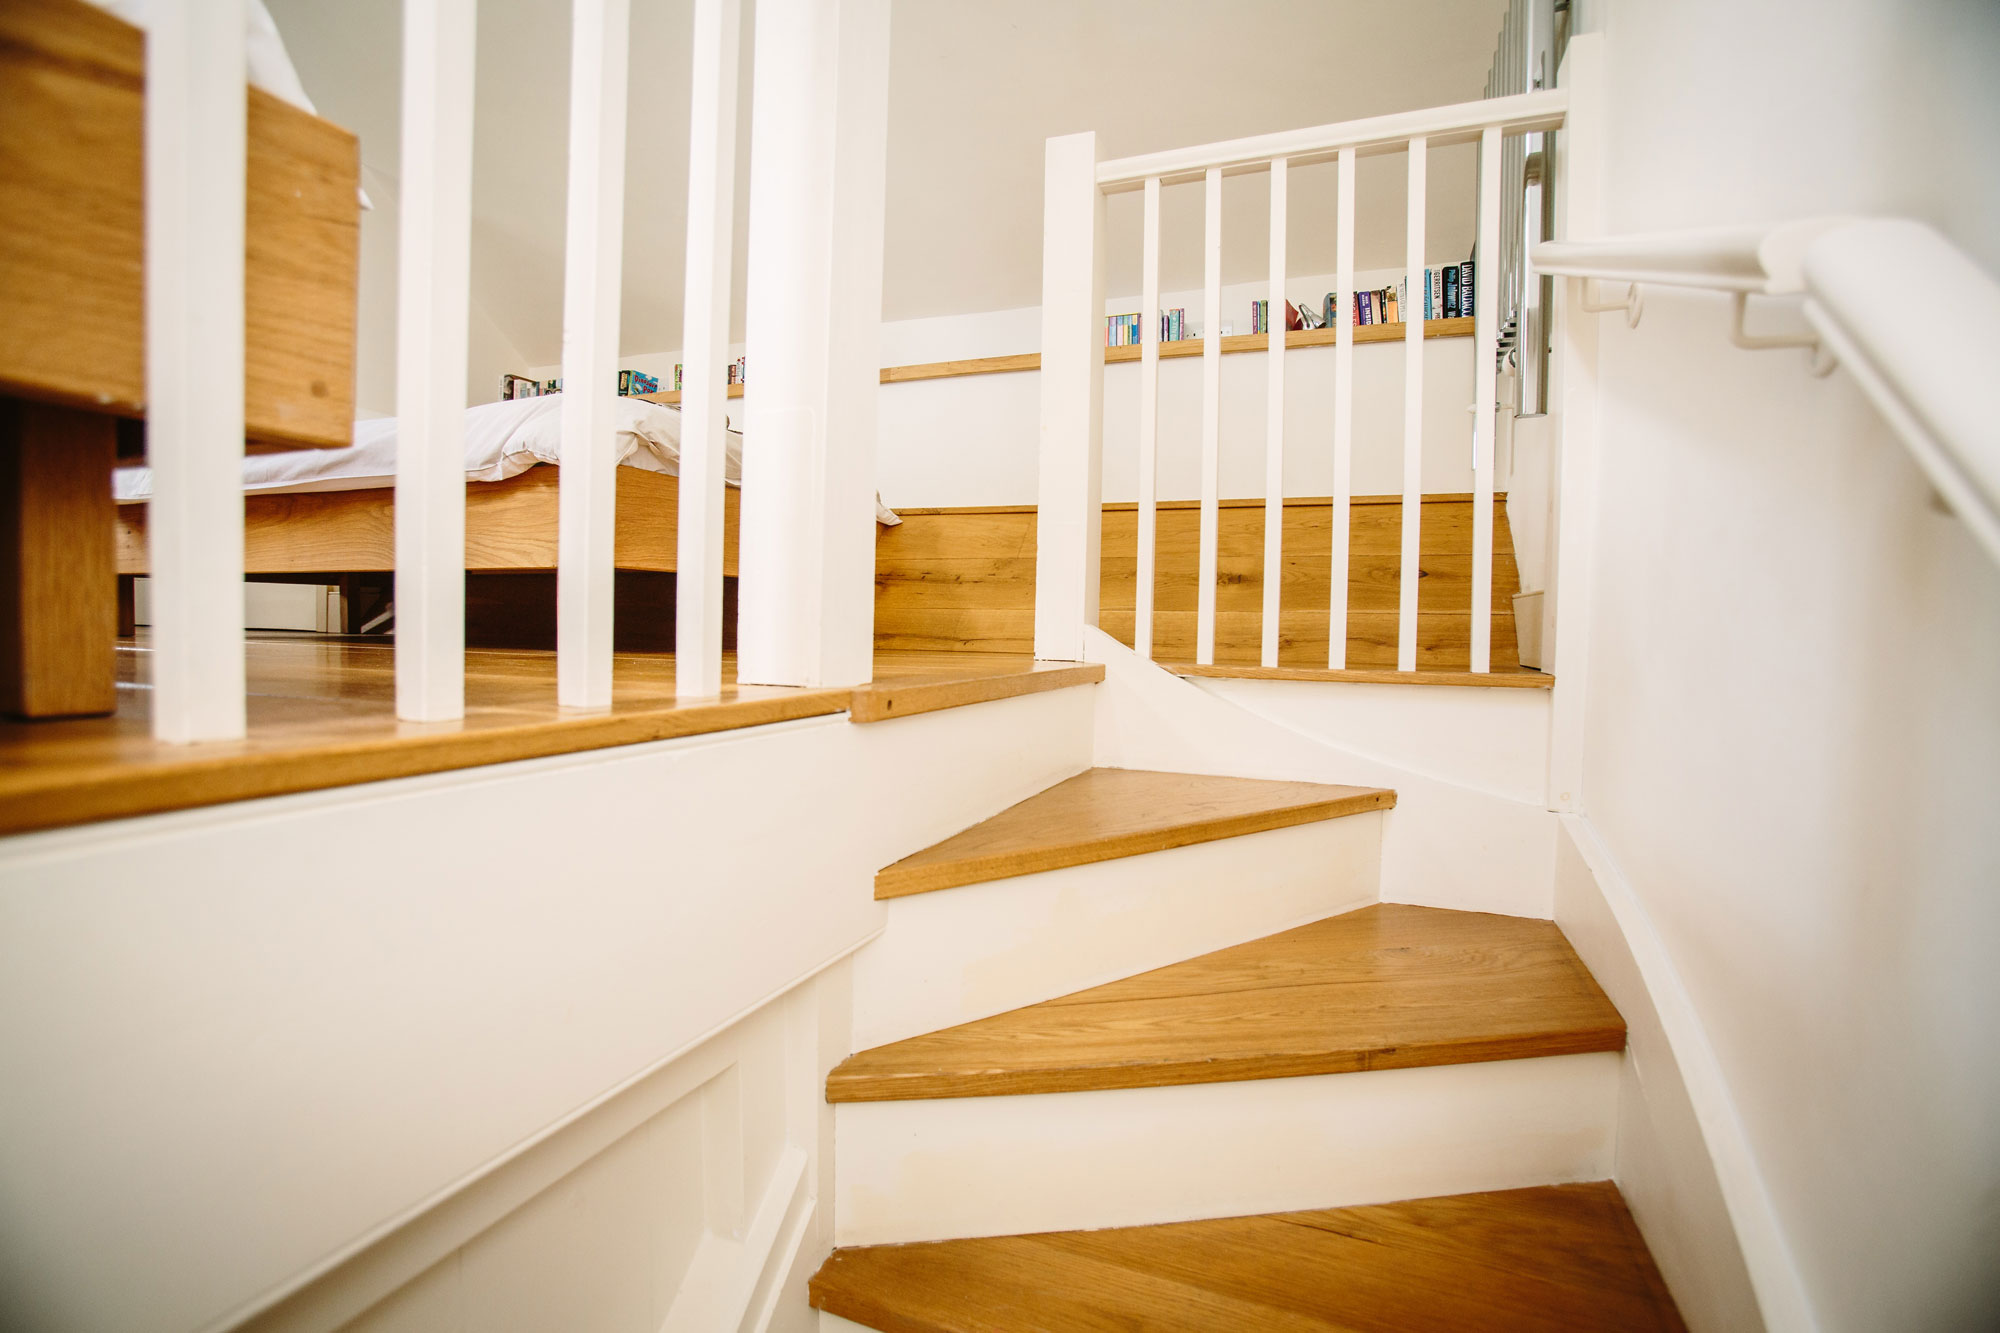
[851,813,1384,1050]
[833,1052,1621,1247]
[1084,627,1557,918]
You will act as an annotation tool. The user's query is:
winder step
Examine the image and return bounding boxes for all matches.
[874,767,1395,900]
[825,903,1624,1103]
[810,1182,1687,1333]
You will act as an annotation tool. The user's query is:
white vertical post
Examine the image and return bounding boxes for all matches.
[1031,130,1105,662]
[1471,125,1503,673]
[394,0,476,722]
[1330,147,1355,670]
[1261,158,1287,669]
[1135,176,1161,660]
[556,0,631,708]
[675,0,742,699]
[739,0,891,686]
[1196,166,1222,666]
[147,0,247,742]
[1397,137,1427,673]
[1546,34,1606,813]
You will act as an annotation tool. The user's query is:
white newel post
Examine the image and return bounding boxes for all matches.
[146,0,247,742]
[1033,131,1106,663]
[737,0,891,688]
[395,0,477,722]
[1545,33,1604,812]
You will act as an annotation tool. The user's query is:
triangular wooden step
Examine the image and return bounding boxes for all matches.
[826,904,1623,1103]
[810,1182,1687,1332]
[874,767,1395,899]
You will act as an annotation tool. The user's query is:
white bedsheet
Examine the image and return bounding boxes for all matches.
[114,396,901,525]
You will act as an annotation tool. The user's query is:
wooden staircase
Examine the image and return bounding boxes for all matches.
[817,767,1688,1329]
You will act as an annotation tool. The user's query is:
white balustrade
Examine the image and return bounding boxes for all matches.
[556,0,632,709]
[675,0,742,699]
[1041,88,1569,679]
[145,0,248,742]
[394,0,477,722]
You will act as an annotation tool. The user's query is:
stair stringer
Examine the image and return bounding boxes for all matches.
[1083,628,1557,918]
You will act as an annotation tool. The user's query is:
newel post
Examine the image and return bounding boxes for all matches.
[1033,132,1106,663]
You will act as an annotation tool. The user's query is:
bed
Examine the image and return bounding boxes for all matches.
[112,395,900,650]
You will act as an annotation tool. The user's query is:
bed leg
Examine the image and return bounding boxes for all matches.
[0,398,118,718]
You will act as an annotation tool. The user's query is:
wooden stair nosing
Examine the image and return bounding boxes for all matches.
[874,768,1397,900]
[826,904,1626,1104]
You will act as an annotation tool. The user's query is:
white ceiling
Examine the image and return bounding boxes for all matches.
[269,0,1507,368]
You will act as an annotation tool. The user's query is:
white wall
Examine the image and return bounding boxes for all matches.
[1565,2,2000,1329]
[604,265,1481,509]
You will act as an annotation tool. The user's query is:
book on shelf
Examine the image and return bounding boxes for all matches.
[500,373,539,401]
[617,369,659,397]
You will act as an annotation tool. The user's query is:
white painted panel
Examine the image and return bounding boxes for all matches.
[393,0,476,721]
[834,1053,1621,1246]
[145,0,247,742]
[1030,131,1106,662]
[851,814,1383,1049]
[0,688,1090,1333]
[556,0,633,708]
[674,0,743,699]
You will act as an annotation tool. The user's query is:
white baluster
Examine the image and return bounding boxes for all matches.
[1135,176,1161,660]
[675,0,741,699]
[1398,137,1427,673]
[394,0,476,722]
[1261,158,1287,669]
[1197,166,1222,666]
[1330,146,1355,670]
[1471,125,1503,673]
[557,0,632,708]
[1031,131,1105,662]
[147,0,247,742]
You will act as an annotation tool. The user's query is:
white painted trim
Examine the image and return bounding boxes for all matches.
[1397,138,1427,673]
[1261,158,1287,669]
[660,1146,809,1333]
[1329,147,1356,670]
[1135,177,1161,660]
[392,0,476,722]
[1557,815,1816,1332]
[1197,166,1222,665]
[1470,125,1502,674]
[556,0,633,707]
[145,0,247,742]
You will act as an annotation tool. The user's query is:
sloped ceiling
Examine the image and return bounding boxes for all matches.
[269,0,1506,371]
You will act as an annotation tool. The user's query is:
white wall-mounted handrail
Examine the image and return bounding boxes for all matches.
[1095,87,1566,192]
[1535,218,2000,567]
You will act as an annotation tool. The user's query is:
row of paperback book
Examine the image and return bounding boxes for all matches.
[499,370,662,401]
[1108,260,1479,345]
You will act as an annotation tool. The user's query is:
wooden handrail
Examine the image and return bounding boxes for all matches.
[636,316,1476,404]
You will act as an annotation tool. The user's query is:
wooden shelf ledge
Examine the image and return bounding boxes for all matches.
[636,317,1476,403]
[1170,662,1553,689]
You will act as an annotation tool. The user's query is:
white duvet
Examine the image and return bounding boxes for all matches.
[114,395,901,525]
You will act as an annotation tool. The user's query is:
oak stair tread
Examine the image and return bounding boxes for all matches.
[824,903,1624,1103]
[809,1182,1687,1333]
[874,767,1395,899]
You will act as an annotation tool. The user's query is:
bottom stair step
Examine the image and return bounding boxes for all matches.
[811,1182,1687,1333]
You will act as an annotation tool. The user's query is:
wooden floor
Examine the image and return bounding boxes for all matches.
[875,768,1395,899]
[0,635,1100,836]
[809,1182,1688,1332]
[825,904,1625,1103]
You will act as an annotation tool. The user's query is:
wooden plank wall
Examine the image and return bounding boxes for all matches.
[874,496,1523,671]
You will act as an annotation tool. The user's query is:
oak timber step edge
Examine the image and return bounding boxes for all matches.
[825,903,1625,1103]
[848,661,1102,723]
[809,1182,1688,1333]
[873,767,1395,900]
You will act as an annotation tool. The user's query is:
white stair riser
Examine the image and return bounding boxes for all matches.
[819,1315,872,1333]
[833,1052,1621,1246]
[852,814,1384,1050]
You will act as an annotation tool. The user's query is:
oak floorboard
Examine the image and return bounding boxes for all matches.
[824,904,1624,1103]
[873,768,1395,900]
[809,1182,1687,1333]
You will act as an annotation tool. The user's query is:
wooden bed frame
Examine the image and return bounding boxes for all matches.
[115,467,745,652]
[0,0,360,716]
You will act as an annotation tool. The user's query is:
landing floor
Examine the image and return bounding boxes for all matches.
[0,636,1099,836]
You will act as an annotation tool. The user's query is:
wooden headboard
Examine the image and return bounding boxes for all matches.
[0,0,361,450]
